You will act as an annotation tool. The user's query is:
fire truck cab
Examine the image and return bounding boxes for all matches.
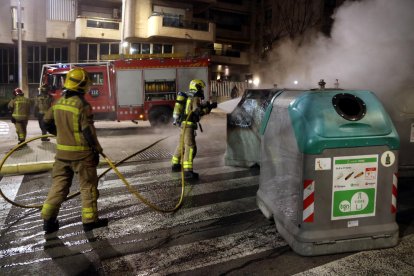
[40,57,210,126]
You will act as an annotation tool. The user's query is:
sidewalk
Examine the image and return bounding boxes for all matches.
[0,119,165,175]
[0,109,228,175]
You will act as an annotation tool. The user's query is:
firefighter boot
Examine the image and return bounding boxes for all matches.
[172,164,181,172]
[184,171,199,180]
[43,218,59,234]
[83,218,109,232]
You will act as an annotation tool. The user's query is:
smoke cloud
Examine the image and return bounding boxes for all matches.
[259,0,414,106]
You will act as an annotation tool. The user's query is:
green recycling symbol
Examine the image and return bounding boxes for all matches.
[333,188,375,219]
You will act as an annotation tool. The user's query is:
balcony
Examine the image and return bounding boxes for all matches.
[46,20,75,40]
[147,15,215,42]
[210,50,250,66]
[75,17,121,40]
[216,25,251,44]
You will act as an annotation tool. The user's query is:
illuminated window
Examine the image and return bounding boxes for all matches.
[90,72,104,85]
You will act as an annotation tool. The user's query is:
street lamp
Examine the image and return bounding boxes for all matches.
[17,0,22,90]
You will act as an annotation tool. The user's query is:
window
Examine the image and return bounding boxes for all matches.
[79,44,88,61]
[49,74,66,90]
[47,48,68,63]
[0,47,17,84]
[27,46,45,84]
[153,44,162,54]
[100,44,109,56]
[86,19,119,30]
[130,43,141,54]
[90,72,104,85]
[163,44,173,54]
[79,43,119,62]
[100,43,119,57]
[27,45,68,84]
[110,44,119,55]
[141,44,151,54]
[129,43,173,55]
[89,44,98,61]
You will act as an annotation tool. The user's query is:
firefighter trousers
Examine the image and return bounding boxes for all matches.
[41,153,100,224]
[172,127,197,172]
[13,119,28,143]
[37,113,47,135]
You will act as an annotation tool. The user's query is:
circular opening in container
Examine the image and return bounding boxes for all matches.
[332,93,366,121]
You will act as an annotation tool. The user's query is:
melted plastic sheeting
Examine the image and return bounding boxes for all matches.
[225,89,280,167]
[227,89,279,129]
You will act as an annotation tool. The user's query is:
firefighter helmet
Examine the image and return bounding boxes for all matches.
[14,88,24,96]
[189,79,206,92]
[64,67,90,93]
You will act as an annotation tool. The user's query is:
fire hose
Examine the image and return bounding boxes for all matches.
[0,113,192,213]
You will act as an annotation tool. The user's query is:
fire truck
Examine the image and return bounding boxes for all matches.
[39,57,210,126]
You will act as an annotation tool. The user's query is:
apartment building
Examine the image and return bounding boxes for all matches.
[0,0,253,102]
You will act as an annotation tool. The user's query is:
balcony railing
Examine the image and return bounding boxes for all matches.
[147,14,215,42]
[161,15,209,31]
[75,16,121,40]
[205,49,250,65]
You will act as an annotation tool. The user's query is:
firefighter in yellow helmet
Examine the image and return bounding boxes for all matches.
[8,88,31,145]
[171,79,217,179]
[41,67,108,234]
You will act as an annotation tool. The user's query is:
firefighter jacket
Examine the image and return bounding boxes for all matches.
[181,91,211,129]
[44,92,102,160]
[34,93,53,115]
[8,95,31,121]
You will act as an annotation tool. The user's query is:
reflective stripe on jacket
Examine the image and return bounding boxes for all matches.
[47,95,93,160]
[9,96,30,121]
[182,94,210,128]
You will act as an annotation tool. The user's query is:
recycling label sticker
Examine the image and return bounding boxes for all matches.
[331,154,378,220]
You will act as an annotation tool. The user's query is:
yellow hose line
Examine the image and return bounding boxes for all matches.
[102,152,185,212]
[0,134,54,209]
[0,132,187,213]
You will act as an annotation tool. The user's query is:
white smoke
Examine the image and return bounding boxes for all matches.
[259,0,414,105]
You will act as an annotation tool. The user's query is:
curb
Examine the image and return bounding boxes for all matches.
[0,161,54,175]
[0,159,112,175]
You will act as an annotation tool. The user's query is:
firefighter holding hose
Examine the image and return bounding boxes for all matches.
[171,79,217,180]
[40,67,108,234]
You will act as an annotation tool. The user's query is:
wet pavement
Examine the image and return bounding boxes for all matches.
[0,110,413,275]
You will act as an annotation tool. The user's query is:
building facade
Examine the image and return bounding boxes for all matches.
[0,0,254,102]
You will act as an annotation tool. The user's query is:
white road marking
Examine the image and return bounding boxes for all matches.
[0,175,24,227]
[0,121,10,135]
[102,226,287,275]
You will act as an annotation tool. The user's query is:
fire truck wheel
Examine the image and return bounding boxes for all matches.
[148,106,173,127]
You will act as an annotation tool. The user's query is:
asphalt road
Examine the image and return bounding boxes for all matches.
[0,111,413,275]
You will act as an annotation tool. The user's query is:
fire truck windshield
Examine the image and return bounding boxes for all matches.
[48,74,66,92]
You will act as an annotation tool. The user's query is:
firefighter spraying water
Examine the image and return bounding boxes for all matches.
[171,79,217,180]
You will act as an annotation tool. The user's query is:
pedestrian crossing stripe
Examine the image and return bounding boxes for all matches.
[0,121,9,135]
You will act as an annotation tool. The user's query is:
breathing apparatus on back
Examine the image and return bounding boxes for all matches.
[172,79,201,126]
[172,79,218,127]
[172,91,188,126]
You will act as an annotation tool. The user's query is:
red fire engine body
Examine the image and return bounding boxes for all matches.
[40,57,210,126]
